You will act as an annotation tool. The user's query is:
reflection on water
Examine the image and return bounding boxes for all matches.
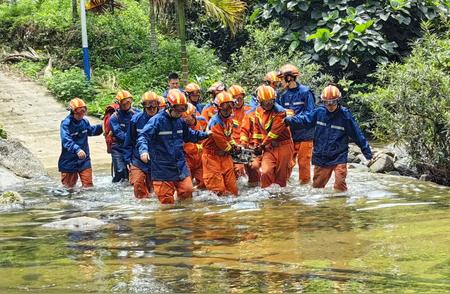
[0,168,449,293]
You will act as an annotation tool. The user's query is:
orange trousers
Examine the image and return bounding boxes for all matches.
[291,141,313,184]
[202,152,238,196]
[234,163,246,178]
[260,141,294,188]
[186,155,205,189]
[313,164,348,191]
[61,168,93,188]
[129,165,153,199]
[153,176,194,204]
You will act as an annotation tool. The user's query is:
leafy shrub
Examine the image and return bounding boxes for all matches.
[45,68,96,102]
[11,60,45,78]
[254,0,449,79]
[358,27,450,185]
[226,22,332,95]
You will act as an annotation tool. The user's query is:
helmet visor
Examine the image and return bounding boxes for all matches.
[143,101,159,108]
[322,98,340,106]
[173,104,188,113]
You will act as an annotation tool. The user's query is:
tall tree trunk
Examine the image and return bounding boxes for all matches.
[71,0,78,23]
[148,0,158,54]
[175,0,188,84]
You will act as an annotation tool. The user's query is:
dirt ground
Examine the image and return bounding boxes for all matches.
[0,70,111,177]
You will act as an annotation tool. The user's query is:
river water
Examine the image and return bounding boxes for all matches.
[1,167,449,293]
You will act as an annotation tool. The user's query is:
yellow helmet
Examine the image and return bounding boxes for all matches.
[115,90,133,102]
[68,97,86,111]
[256,85,276,101]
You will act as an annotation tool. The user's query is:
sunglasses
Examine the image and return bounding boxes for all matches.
[322,99,339,106]
[143,101,159,108]
[173,104,188,112]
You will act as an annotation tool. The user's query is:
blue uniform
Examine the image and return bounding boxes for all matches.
[58,115,102,173]
[137,110,209,181]
[285,106,372,167]
[109,108,140,182]
[193,102,205,113]
[125,111,153,173]
[277,83,316,142]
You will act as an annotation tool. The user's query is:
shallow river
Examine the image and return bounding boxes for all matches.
[1,167,449,293]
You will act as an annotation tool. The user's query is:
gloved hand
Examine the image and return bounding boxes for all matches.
[283,116,293,126]
[77,150,86,159]
[140,152,150,163]
[253,144,265,156]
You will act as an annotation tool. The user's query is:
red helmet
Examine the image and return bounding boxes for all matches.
[214,91,235,107]
[321,85,342,101]
[256,85,276,101]
[68,97,86,111]
[228,85,245,97]
[278,64,300,77]
[166,89,188,106]
[185,83,201,94]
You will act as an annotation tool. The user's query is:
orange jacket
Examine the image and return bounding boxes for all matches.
[240,108,257,147]
[253,104,292,147]
[232,105,252,144]
[184,116,207,161]
[201,103,218,122]
[202,114,236,154]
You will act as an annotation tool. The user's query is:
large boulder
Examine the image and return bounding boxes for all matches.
[369,154,395,173]
[0,138,47,179]
[42,216,107,231]
[394,157,418,176]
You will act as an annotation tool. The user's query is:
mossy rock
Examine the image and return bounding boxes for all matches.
[0,124,6,139]
[0,191,24,204]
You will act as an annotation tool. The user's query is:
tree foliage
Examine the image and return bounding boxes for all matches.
[358,24,450,184]
[226,22,332,95]
[254,0,450,79]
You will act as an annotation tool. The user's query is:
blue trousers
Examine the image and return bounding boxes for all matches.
[111,146,129,183]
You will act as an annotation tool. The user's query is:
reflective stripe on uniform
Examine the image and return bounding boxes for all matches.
[317,121,326,126]
[159,131,172,135]
[293,102,304,105]
[268,131,278,139]
[331,125,345,131]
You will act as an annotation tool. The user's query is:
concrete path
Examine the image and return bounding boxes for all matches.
[0,70,111,176]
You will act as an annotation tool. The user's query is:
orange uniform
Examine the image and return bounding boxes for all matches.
[239,108,261,185]
[202,114,238,196]
[201,103,218,122]
[232,105,252,178]
[253,104,294,188]
[184,116,208,188]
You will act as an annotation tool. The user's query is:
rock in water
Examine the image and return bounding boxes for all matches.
[42,216,107,231]
[0,191,24,204]
[369,154,395,173]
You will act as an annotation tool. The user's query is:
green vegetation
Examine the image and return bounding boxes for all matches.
[359,24,450,185]
[0,123,6,139]
[0,0,449,184]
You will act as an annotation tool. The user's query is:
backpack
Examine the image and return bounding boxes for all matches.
[103,103,120,154]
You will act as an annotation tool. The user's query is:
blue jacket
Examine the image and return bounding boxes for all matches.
[125,111,154,173]
[137,110,209,181]
[58,115,102,173]
[285,106,372,167]
[109,108,140,153]
[193,102,205,113]
[277,83,315,142]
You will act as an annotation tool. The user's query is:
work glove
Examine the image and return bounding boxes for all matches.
[253,144,265,156]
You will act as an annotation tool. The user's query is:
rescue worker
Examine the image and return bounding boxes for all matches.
[162,72,182,98]
[228,84,252,178]
[185,82,205,113]
[284,85,373,191]
[201,81,225,122]
[277,64,316,185]
[202,91,239,196]
[182,103,208,189]
[137,89,209,204]
[58,98,103,188]
[253,85,294,188]
[125,91,159,199]
[109,90,139,183]
[239,106,260,187]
